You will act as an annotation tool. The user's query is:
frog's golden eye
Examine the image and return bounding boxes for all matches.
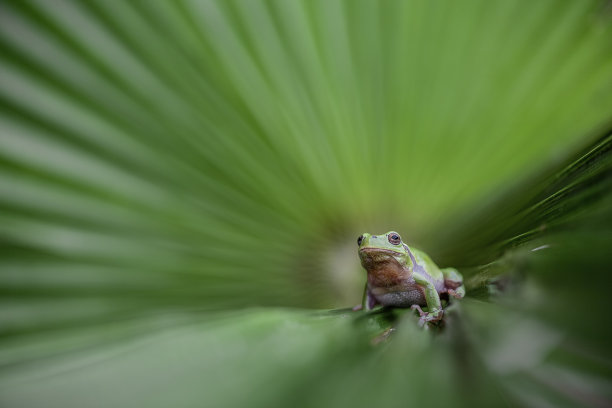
[388,233,401,245]
[357,235,364,246]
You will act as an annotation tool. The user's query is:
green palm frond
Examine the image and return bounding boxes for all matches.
[1,0,612,407]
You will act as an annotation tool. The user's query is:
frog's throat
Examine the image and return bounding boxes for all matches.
[359,247,407,271]
[402,244,426,275]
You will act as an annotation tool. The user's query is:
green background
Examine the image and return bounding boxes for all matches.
[1,0,612,406]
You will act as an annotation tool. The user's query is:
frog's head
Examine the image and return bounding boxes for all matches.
[357,231,409,273]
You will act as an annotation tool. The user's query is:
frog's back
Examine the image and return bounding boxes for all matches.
[409,246,444,282]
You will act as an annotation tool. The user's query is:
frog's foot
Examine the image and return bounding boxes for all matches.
[442,268,463,292]
[352,304,363,311]
[447,286,465,299]
[411,305,443,327]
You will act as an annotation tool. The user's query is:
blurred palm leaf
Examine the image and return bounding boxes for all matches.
[1,0,612,407]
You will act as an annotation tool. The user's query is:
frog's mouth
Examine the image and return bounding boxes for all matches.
[359,247,403,256]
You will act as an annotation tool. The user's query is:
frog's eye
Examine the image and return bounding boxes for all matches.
[388,233,401,245]
[357,235,364,246]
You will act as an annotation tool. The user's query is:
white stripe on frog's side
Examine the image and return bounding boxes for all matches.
[404,243,445,292]
[403,244,426,275]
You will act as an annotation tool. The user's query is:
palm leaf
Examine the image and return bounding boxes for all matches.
[1,0,611,406]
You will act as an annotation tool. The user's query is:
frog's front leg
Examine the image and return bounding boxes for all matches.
[353,282,378,311]
[412,272,443,325]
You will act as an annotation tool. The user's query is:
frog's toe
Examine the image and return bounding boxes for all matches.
[447,289,460,299]
[448,286,465,299]
[410,304,425,317]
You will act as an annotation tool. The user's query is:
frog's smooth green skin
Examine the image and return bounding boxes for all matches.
[357,231,465,326]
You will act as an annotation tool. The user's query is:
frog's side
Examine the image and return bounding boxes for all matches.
[356,231,465,325]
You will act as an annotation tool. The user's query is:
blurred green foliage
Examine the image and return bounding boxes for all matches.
[1,0,612,407]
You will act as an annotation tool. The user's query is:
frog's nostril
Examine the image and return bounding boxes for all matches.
[372,235,377,238]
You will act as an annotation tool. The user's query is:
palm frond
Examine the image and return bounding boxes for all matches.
[1,0,612,406]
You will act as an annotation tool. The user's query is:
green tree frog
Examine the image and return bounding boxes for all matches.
[355,231,465,325]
